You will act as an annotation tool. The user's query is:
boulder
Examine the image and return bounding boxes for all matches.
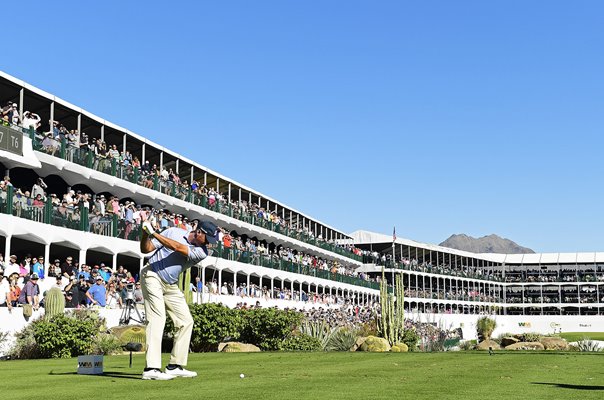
[349,336,368,352]
[359,336,391,352]
[500,337,520,347]
[476,339,500,351]
[505,341,545,351]
[218,342,261,353]
[540,337,569,351]
[391,343,409,353]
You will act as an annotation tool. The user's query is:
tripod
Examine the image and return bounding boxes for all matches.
[119,298,144,325]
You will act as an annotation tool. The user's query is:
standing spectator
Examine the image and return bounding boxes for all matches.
[5,255,20,276]
[22,111,41,131]
[86,277,107,307]
[31,178,48,200]
[31,257,45,279]
[60,256,76,279]
[18,273,40,310]
[0,270,8,308]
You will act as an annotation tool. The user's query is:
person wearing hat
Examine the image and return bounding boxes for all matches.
[86,276,107,307]
[139,219,218,380]
[4,255,20,277]
[18,273,40,310]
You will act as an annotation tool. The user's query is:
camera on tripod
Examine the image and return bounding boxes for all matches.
[124,283,135,301]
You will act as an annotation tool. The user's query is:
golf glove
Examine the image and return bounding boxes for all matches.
[142,221,155,236]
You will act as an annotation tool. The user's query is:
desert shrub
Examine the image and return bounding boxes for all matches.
[166,303,243,352]
[575,338,603,352]
[11,309,104,359]
[91,333,123,355]
[494,332,515,345]
[299,320,333,350]
[239,307,303,351]
[520,332,542,342]
[326,327,360,352]
[476,317,496,341]
[401,328,420,351]
[281,334,322,351]
[459,340,477,351]
[359,319,378,337]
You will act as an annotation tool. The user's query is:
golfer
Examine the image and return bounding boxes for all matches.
[140,219,218,380]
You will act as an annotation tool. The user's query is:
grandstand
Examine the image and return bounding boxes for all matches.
[1,70,603,339]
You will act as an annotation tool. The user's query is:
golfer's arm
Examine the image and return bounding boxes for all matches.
[140,229,156,253]
[149,233,189,258]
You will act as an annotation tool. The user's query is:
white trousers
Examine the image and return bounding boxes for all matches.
[141,265,193,369]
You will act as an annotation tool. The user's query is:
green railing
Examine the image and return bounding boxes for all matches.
[0,185,374,291]
[0,185,142,241]
[211,243,379,290]
[23,125,362,262]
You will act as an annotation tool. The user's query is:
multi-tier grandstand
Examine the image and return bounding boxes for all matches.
[1,70,603,339]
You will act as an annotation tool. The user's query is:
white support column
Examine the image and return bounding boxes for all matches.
[190,166,194,185]
[4,235,11,267]
[217,268,221,288]
[247,273,250,296]
[233,271,237,293]
[122,133,127,153]
[142,143,146,164]
[19,88,24,120]
[100,125,105,142]
[112,253,118,271]
[271,278,274,298]
[79,249,87,267]
[44,243,51,279]
[159,151,163,170]
[175,159,179,175]
[50,102,54,126]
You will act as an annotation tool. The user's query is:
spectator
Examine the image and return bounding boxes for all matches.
[18,273,40,310]
[5,255,20,276]
[0,269,8,308]
[86,277,107,307]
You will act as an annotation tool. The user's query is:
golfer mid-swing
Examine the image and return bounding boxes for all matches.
[140,219,218,380]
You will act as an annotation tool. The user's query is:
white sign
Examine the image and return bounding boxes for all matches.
[77,355,104,375]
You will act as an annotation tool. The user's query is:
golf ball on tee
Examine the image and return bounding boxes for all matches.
[240,373,245,378]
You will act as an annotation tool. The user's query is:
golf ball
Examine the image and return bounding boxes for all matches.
[240,373,245,378]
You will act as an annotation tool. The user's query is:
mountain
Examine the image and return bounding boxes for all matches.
[439,234,535,254]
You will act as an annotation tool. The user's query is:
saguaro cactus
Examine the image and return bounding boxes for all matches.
[378,268,405,346]
[45,287,66,318]
[178,267,193,305]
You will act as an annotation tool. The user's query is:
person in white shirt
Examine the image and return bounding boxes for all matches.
[4,255,20,277]
[0,271,9,306]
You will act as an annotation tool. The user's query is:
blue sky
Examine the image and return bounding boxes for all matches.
[3,1,604,252]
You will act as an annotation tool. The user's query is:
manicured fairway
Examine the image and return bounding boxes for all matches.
[560,332,604,342]
[2,352,603,400]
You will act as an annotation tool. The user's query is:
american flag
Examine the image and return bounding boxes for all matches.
[393,226,396,243]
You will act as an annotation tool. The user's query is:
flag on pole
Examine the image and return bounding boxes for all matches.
[393,226,396,245]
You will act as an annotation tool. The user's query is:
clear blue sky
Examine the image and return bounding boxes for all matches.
[3,1,604,253]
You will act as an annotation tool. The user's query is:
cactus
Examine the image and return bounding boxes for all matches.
[178,267,193,305]
[378,268,405,346]
[45,287,65,318]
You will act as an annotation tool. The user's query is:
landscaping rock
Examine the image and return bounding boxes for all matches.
[391,343,409,353]
[349,336,368,352]
[500,337,520,347]
[476,339,500,351]
[540,337,569,351]
[218,342,261,353]
[505,341,545,351]
[359,336,391,352]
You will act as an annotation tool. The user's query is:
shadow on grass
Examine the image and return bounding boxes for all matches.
[533,383,604,391]
[49,371,141,380]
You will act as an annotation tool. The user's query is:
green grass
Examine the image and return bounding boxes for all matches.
[560,332,604,342]
[2,352,604,400]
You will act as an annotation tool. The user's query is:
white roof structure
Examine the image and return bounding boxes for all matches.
[0,70,350,240]
[351,230,604,265]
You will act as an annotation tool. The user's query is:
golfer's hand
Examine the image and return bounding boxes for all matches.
[142,221,155,236]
